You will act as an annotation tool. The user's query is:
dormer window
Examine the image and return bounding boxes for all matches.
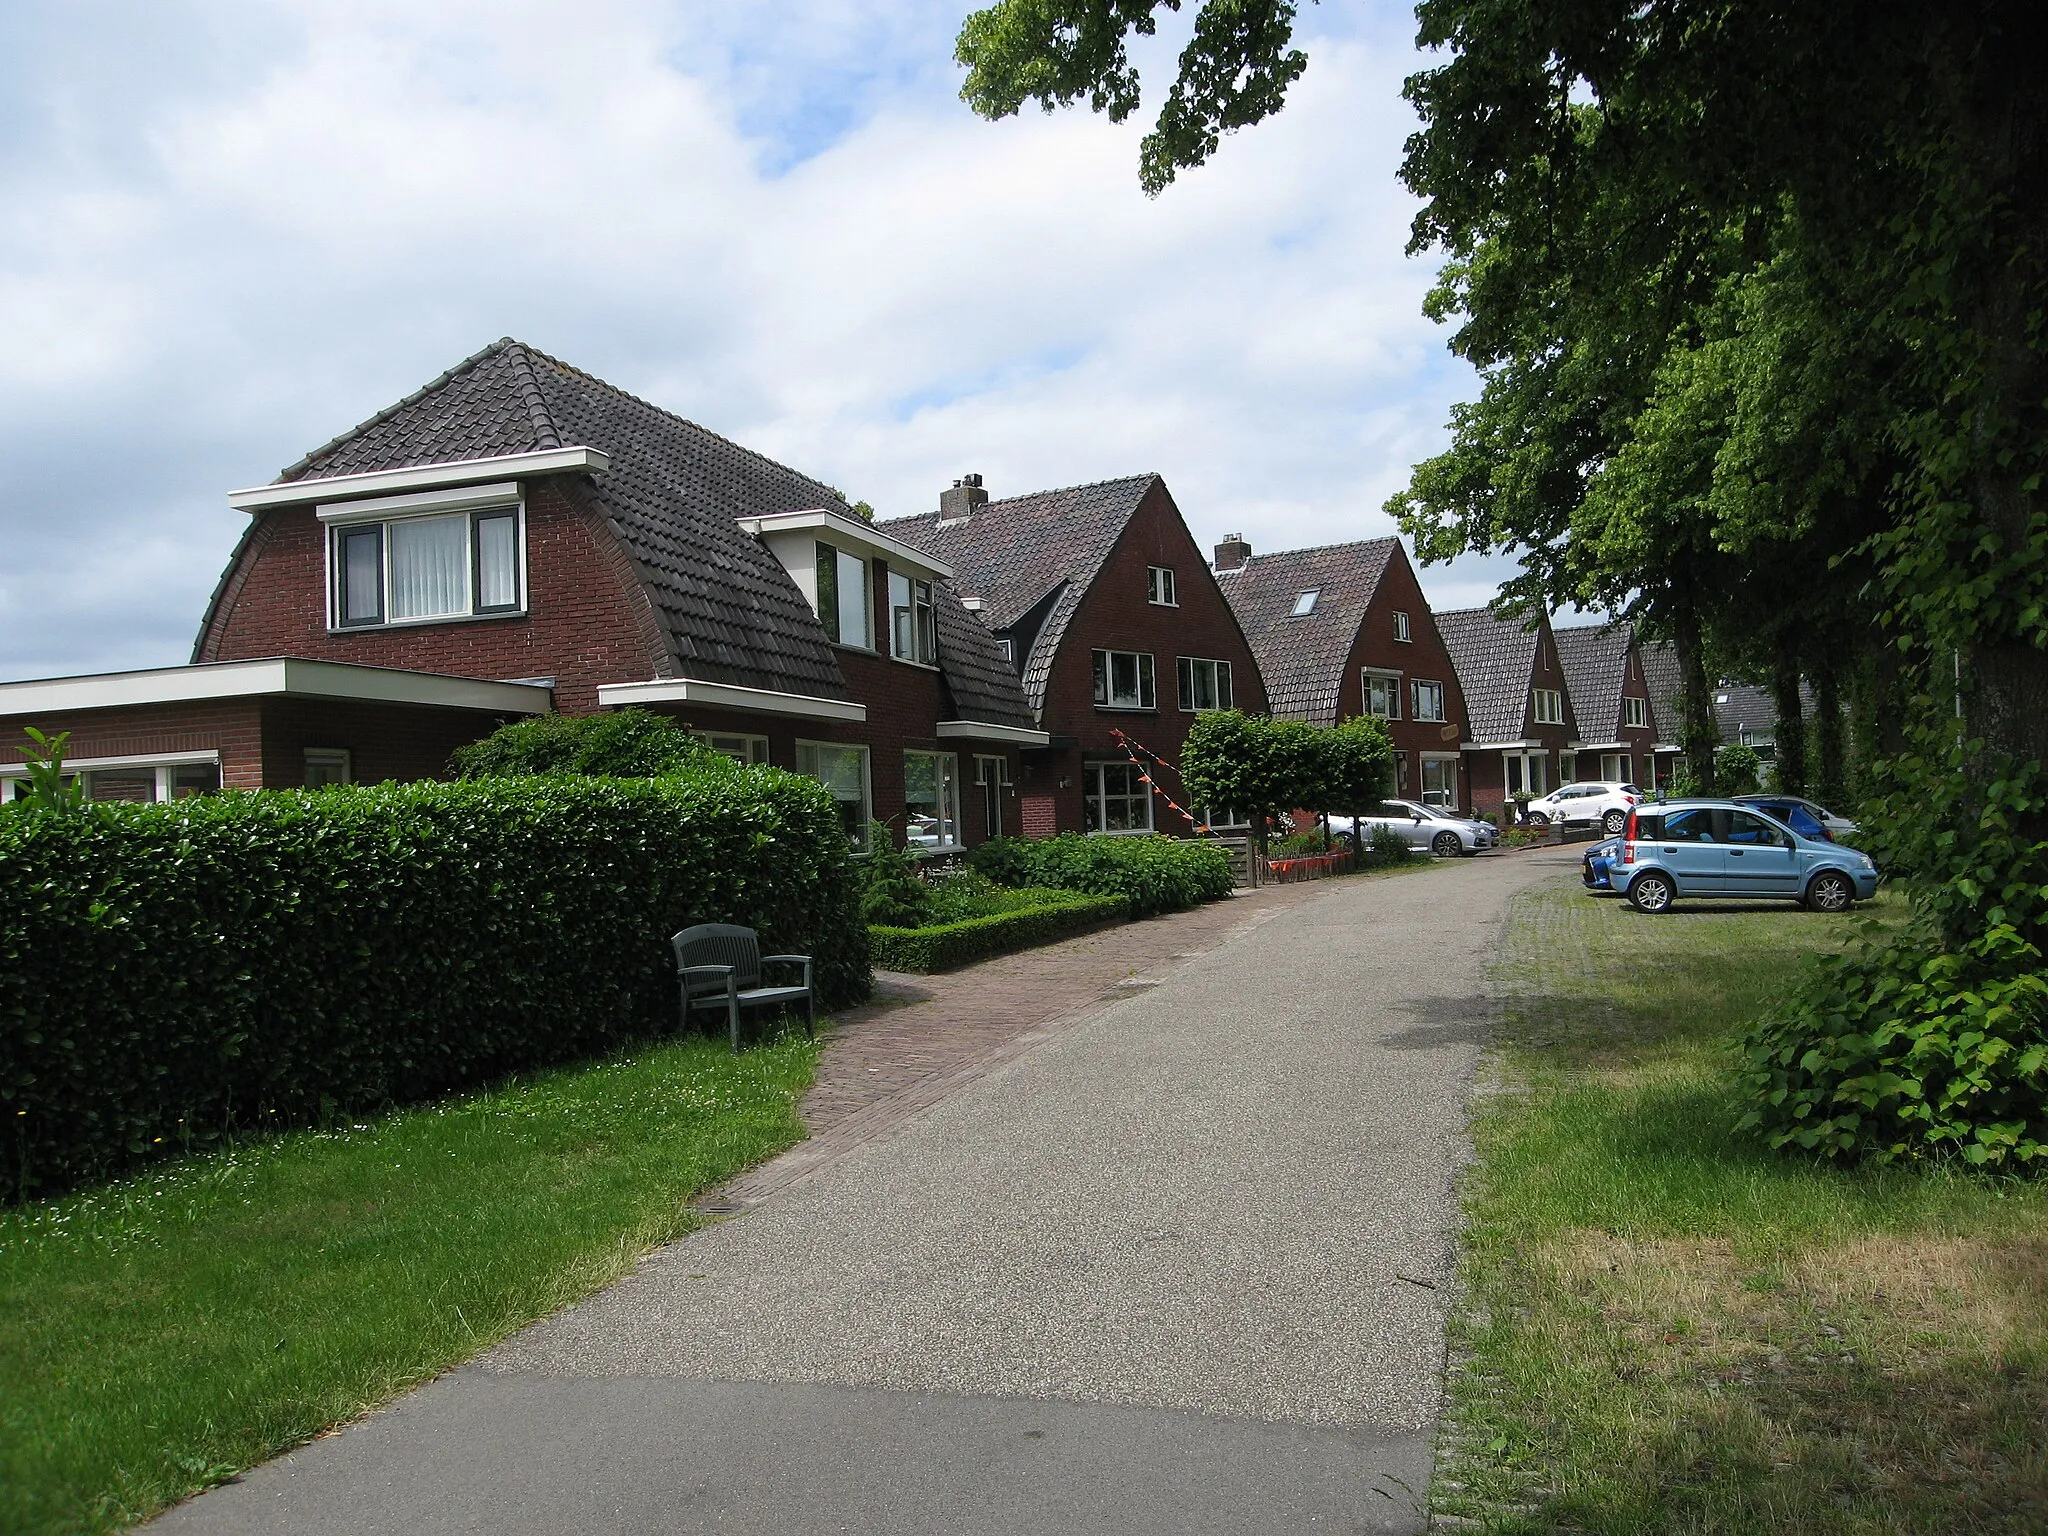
[1393,610,1412,642]
[1291,590,1319,617]
[815,541,872,649]
[1148,565,1178,606]
[889,570,937,664]
[329,499,523,630]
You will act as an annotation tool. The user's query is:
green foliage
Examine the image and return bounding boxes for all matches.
[1714,743,1764,797]
[1179,709,1357,825]
[15,726,85,814]
[0,770,868,1198]
[857,822,932,926]
[967,833,1233,917]
[1323,714,1395,812]
[1362,824,1414,868]
[449,707,713,778]
[869,891,1129,972]
[955,0,1307,195]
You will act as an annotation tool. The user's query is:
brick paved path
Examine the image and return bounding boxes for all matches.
[709,876,1351,1210]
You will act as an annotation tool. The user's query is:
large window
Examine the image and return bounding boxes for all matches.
[1599,752,1630,783]
[333,506,521,628]
[796,741,871,850]
[889,571,937,664]
[1532,687,1565,725]
[815,542,872,649]
[1147,565,1177,606]
[1623,695,1648,729]
[975,754,1011,839]
[1176,656,1234,712]
[1411,679,1446,722]
[1084,760,1154,834]
[1364,671,1402,720]
[1093,649,1157,709]
[904,751,960,848]
[1505,752,1549,797]
[1421,755,1458,809]
[4,754,221,803]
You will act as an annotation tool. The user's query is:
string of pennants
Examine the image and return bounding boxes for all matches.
[1108,727,1213,834]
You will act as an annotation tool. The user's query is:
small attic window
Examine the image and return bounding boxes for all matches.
[1291,590,1319,617]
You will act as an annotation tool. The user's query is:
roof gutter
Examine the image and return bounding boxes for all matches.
[596,677,866,723]
[228,447,611,512]
[935,720,1051,747]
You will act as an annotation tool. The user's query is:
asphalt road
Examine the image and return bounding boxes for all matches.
[150,850,1572,1535]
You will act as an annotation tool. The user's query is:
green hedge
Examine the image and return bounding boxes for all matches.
[869,892,1129,972]
[967,834,1234,917]
[0,769,868,1198]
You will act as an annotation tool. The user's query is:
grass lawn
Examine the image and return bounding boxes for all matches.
[0,1032,816,1536]
[1438,878,2048,1534]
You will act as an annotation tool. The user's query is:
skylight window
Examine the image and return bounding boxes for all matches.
[1291,590,1319,617]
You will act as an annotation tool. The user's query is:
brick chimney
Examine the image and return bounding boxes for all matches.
[938,473,988,522]
[1214,532,1252,572]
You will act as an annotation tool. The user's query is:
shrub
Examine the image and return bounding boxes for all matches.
[1715,743,1764,796]
[967,834,1234,917]
[870,892,1129,972]
[1361,825,1414,868]
[857,823,932,926]
[449,707,712,778]
[0,769,868,1198]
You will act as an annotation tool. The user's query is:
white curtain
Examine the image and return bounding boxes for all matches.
[389,515,468,619]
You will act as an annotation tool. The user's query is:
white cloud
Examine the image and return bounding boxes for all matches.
[0,0,1514,679]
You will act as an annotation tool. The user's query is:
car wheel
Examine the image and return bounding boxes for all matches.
[1432,830,1462,858]
[1628,871,1675,913]
[1603,809,1627,835]
[1526,813,1550,831]
[1805,870,1855,912]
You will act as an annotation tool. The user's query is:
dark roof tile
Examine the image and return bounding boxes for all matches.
[1552,622,1632,744]
[1216,539,1397,724]
[1434,606,1540,742]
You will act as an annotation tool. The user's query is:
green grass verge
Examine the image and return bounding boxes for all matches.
[1441,880,2048,1533]
[0,1033,817,1536]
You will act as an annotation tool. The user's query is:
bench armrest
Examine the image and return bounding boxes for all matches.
[680,963,736,980]
[760,955,812,985]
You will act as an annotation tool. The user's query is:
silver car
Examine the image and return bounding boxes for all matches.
[1334,799,1496,857]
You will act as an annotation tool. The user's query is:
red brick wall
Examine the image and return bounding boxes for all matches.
[1027,480,1268,835]
[1,701,266,787]
[1329,546,1475,812]
[195,475,671,714]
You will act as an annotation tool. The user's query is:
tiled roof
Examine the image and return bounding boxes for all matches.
[1713,680,1812,745]
[1640,640,1685,743]
[258,339,1033,726]
[881,476,1158,716]
[1434,606,1540,743]
[1553,622,1631,743]
[1216,539,1397,724]
[933,585,1036,730]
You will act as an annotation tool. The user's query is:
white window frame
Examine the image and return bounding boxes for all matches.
[1176,656,1235,712]
[1147,565,1178,607]
[1411,678,1446,723]
[1291,590,1319,617]
[1599,752,1630,783]
[1393,610,1412,643]
[904,750,962,850]
[327,498,526,631]
[888,570,938,666]
[1420,753,1460,811]
[815,541,873,650]
[1623,695,1648,729]
[974,753,1012,839]
[1394,749,1410,794]
[1093,649,1157,710]
[1199,804,1251,830]
[795,740,872,852]
[1084,759,1155,835]
[1505,751,1550,797]
[694,732,770,765]
[1532,687,1565,726]
[2,749,225,803]
[1364,668,1402,721]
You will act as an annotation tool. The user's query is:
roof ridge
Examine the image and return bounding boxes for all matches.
[503,340,564,451]
[875,471,1159,528]
[276,336,517,483]
[1239,534,1400,566]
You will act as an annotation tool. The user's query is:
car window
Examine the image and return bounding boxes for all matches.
[1785,806,1824,837]
[1633,813,1663,839]
[1662,809,1716,843]
[1724,810,1786,846]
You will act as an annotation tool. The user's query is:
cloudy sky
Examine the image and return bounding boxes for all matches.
[0,0,1519,681]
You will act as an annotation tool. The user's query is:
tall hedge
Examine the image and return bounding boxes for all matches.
[0,768,868,1198]
[967,834,1234,917]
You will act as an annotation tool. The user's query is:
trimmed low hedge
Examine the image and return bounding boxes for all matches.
[0,769,868,1198]
[968,834,1235,917]
[869,892,1129,972]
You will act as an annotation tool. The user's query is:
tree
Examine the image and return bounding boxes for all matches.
[1178,710,1326,878]
[1320,715,1395,853]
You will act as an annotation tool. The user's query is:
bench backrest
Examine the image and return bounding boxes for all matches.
[672,923,762,998]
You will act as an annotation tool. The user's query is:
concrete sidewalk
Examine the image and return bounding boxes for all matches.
[152,850,1574,1535]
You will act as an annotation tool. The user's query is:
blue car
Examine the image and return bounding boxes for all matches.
[1582,836,1622,893]
[1614,799,1879,914]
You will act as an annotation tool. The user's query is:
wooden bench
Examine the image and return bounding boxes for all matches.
[671,923,815,1049]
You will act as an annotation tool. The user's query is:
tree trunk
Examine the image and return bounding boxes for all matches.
[1811,655,1846,809]
[1770,634,1807,797]
[1674,593,1719,793]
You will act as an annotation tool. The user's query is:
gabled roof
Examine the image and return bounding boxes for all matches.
[881,475,1158,714]
[1552,622,1633,743]
[1640,640,1685,743]
[933,585,1036,730]
[1216,539,1398,724]
[1434,606,1542,742]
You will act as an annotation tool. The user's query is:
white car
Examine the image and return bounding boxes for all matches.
[1524,781,1641,835]
[1332,800,1497,857]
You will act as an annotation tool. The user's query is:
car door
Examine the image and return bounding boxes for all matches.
[1387,801,1436,850]
[1649,808,1727,893]
[1721,809,1802,895]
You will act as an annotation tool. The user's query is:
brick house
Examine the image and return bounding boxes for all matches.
[1212,535,1472,810]
[1434,606,1579,820]
[2,339,1045,849]
[1552,622,1669,789]
[882,475,1267,837]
